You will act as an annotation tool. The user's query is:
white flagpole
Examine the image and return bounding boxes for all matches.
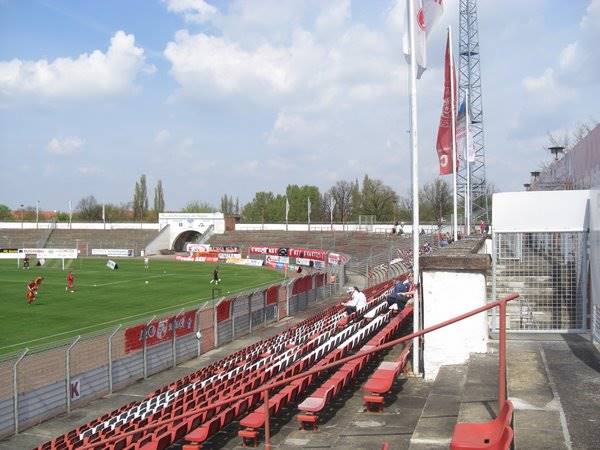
[307,197,311,231]
[465,88,471,235]
[408,0,421,375]
[330,199,334,231]
[68,200,72,229]
[285,197,289,231]
[448,26,458,241]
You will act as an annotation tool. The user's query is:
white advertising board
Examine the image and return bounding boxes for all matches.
[19,248,78,259]
[0,249,24,259]
[492,190,590,232]
[186,243,211,253]
[0,253,25,259]
[91,249,134,257]
[244,259,264,267]
[266,255,290,264]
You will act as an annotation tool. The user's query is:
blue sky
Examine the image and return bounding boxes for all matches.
[1,0,598,211]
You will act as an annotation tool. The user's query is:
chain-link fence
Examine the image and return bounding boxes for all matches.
[591,187,600,346]
[492,231,589,332]
[0,266,349,440]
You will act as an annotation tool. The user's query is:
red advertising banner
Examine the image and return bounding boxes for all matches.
[435,31,458,176]
[266,285,279,305]
[124,311,196,353]
[289,248,328,261]
[216,299,231,322]
[248,246,280,255]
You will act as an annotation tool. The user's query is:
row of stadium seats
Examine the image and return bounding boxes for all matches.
[296,305,413,430]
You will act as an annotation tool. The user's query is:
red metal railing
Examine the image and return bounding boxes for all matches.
[80,292,519,450]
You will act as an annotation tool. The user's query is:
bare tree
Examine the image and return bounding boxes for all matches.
[421,178,452,226]
[76,195,102,221]
[328,180,354,223]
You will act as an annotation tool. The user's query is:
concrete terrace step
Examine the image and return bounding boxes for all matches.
[409,364,467,449]
[456,353,499,424]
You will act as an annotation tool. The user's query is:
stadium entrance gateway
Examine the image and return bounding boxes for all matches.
[491,190,591,333]
[172,230,202,252]
[146,212,227,254]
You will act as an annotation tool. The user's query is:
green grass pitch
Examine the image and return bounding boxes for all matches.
[0,258,285,355]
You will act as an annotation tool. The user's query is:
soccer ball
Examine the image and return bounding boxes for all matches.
[145,281,149,284]
[195,331,201,340]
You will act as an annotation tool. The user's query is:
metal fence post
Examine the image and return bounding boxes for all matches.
[173,309,183,368]
[108,324,121,395]
[264,291,268,327]
[213,300,219,348]
[491,232,498,332]
[66,336,81,414]
[248,296,252,334]
[232,309,236,338]
[13,348,28,434]
[143,316,156,379]
[196,305,202,358]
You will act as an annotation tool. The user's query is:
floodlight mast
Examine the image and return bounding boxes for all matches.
[457,0,489,226]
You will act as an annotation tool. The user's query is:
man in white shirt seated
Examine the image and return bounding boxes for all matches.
[342,286,367,316]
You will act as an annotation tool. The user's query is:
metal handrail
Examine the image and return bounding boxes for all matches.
[79,292,519,450]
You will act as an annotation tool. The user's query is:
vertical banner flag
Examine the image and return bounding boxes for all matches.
[307,197,311,221]
[435,30,457,175]
[402,0,445,79]
[102,204,106,222]
[456,96,474,162]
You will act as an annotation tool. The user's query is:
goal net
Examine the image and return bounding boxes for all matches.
[358,215,375,232]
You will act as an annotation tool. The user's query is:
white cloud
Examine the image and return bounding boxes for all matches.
[315,0,351,31]
[47,136,85,155]
[0,31,152,104]
[162,0,218,24]
[154,129,172,145]
[524,0,600,93]
[77,165,103,175]
[165,30,295,98]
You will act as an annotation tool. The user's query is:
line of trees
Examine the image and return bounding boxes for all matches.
[236,175,472,225]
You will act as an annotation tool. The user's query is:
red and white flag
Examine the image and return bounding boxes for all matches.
[435,30,457,175]
[402,0,445,79]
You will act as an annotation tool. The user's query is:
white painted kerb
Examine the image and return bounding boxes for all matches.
[422,270,488,381]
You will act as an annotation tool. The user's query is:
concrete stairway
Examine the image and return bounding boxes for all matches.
[409,364,467,449]
[409,347,503,449]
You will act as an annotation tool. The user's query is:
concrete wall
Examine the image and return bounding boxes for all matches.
[236,223,450,234]
[422,270,489,381]
[0,222,159,230]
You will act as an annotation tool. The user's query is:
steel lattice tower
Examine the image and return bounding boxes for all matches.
[458,0,489,223]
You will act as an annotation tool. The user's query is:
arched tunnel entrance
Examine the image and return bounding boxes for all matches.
[172,230,203,252]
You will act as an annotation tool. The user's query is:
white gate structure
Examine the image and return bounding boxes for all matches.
[491,191,592,333]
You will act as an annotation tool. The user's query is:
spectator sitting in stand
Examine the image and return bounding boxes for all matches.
[386,279,415,312]
[342,286,367,316]
[439,233,449,247]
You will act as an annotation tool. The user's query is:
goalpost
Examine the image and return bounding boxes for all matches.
[358,215,375,232]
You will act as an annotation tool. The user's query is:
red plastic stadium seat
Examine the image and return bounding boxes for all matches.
[450,401,513,450]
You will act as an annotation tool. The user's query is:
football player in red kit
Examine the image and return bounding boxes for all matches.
[66,271,74,292]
